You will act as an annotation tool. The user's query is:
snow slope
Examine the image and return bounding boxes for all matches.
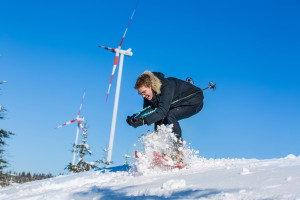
[2,126,300,200]
[1,155,300,199]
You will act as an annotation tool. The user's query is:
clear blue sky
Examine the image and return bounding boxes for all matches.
[1,0,299,175]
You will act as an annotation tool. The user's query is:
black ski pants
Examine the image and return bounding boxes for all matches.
[155,102,203,141]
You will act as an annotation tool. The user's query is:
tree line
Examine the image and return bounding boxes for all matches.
[1,171,53,187]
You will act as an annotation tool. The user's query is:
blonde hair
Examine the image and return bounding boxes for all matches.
[134,74,151,89]
[135,71,162,94]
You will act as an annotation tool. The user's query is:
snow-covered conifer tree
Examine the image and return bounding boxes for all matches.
[95,148,113,168]
[65,122,98,173]
[0,81,14,186]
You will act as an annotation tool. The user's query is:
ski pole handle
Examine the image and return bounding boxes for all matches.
[134,106,151,117]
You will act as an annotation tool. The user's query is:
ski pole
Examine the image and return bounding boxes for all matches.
[140,108,157,118]
[134,106,151,117]
[171,81,216,105]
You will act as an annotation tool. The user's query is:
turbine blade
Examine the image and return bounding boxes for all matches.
[77,88,86,117]
[78,120,85,132]
[118,3,138,48]
[103,1,139,102]
[55,119,76,129]
[106,53,119,102]
[98,46,116,53]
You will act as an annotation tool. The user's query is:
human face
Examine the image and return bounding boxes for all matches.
[138,85,153,100]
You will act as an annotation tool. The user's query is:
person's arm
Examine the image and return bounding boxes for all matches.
[144,80,175,125]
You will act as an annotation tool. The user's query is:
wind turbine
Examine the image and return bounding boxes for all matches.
[99,5,137,165]
[55,88,86,165]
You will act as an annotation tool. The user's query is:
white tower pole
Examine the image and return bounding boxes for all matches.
[107,53,124,165]
[72,123,80,165]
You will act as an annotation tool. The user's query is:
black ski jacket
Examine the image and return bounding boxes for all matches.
[142,72,204,125]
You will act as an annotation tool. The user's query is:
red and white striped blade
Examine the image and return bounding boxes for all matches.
[77,120,85,132]
[104,2,138,102]
[55,119,76,129]
[106,53,119,102]
[77,88,86,118]
[98,45,116,53]
[118,5,137,48]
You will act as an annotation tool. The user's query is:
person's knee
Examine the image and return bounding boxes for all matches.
[165,113,178,124]
[196,102,204,113]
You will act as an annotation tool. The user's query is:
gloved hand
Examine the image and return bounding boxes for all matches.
[126,114,135,126]
[126,115,133,125]
[126,116,144,128]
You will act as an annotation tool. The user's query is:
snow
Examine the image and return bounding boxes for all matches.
[2,126,300,199]
[134,125,198,175]
[2,156,300,199]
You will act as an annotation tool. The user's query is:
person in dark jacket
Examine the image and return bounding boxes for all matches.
[127,71,204,144]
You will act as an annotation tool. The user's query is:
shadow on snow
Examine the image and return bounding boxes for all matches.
[72,185,236,200]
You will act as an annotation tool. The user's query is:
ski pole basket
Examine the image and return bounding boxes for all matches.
[208,81,216,91]
[202,81,216,91]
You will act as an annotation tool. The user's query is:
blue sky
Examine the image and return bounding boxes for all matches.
[1,0,299,175]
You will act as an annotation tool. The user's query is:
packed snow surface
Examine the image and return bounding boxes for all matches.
[2,126,300,200]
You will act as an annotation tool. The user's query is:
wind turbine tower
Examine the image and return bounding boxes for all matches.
[99,5,137,165]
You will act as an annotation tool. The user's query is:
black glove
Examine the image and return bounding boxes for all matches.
[126,115,134,125]
[126,116,144,128]
[126,114,135,126]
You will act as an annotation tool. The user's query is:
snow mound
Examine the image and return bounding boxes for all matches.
[284,154,298,159]
[240,167,251,175]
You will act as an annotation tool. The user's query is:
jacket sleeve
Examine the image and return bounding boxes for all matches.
[144,79,175,125]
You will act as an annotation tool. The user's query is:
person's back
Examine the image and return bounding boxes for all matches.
[161,76,203,107]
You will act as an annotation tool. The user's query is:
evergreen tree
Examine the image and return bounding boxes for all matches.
[95,148,113,168]
[123,154,131,165]
[0,81,14,187]
[65,122,100,173]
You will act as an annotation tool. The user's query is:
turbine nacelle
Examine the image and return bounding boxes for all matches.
[116,48,133,56]
[76,117,85,122]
